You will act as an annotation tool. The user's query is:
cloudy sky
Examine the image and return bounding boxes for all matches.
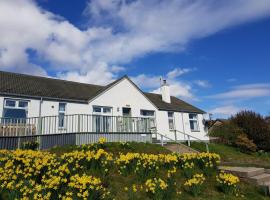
[0,0,270,118]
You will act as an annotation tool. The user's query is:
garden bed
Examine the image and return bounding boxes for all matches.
[0,140,269,200]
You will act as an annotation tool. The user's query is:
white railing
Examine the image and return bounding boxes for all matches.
[0,114,152,136]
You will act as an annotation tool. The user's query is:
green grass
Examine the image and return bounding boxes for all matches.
[190,142,270,169]
[47,142,270,199]
[49,142,171,155]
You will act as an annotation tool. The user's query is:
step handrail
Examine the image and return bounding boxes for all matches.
[150,129,205,152]
[172,129,209,152]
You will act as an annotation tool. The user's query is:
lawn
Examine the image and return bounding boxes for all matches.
[190,142,270,169]
[0,141,269,200]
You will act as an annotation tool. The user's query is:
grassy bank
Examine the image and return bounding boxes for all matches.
[0,142,269,199]
[190,142,270,169]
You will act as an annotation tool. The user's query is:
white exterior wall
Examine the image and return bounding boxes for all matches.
[0,78,209,141]
[89,78,157,117]
[0,97,3,118]
[155,110,209,141]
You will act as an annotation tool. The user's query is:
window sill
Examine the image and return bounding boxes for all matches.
[191,130,200,132]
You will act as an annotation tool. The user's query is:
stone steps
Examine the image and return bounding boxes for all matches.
[164,143,199,154]
[218,166,270,196]
[218,166,265,178]
[249,173,270,185]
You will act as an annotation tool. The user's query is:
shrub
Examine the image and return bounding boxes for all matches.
[21,141,39,150]
[235,134,257,153]
[231,111,270,151]
[209,121,242,145]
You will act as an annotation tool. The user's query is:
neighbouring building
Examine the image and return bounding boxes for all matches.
[0,71,209,141]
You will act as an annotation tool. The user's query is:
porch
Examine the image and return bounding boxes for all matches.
[0,114,154,149]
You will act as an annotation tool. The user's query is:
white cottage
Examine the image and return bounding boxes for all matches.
[0,71,209,144]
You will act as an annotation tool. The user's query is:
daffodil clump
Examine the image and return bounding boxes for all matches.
[0,143,235,199]
[178,152,220,176]
[216,172,240,194]
[145,178,168,200]
[184,173,206,196]
[0,149,110,200]
[61,148,113,174]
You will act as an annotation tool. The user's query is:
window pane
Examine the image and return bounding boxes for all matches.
[190,121,198,131]
[189,114,197,119]
[18,101,28,108]
[58,113,65,127]
[169,119,174,129]
[93,106,101,112]
[140,110,154,116]
[168,112,174,118]
[59,103,66,112]
[103,107,112,113]
[5,99,16,107]
[3,108,26,119]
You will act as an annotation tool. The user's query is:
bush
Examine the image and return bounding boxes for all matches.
[231,111,270,151]
[21,141,39,150]
[235,134,257,153]
[209,121,242,145]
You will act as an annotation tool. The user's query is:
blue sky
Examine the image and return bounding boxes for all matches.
[1,0,270,118]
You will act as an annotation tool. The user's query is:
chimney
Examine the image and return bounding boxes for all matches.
[161,79,171,103]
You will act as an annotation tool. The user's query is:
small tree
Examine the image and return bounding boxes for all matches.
[231,111,270,151]
[209,121,242,145]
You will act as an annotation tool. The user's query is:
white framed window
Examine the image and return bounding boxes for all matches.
[93,106,112,115]
[92,106,113,132]
[189,113,199,131]
[140,109,156,128]
[3,98,28,120]
[168,111,174,130]
[58,103,66,128]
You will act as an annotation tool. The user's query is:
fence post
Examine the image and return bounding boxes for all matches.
[187,135,191,147]
[78,115,81,133]
[161,135,164,146]
[174,130,177,142]
[17,136,20,149]
[38,117,43,135]
[205,142,209,153]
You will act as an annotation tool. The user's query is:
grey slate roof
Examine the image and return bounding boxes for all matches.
[0,71,205,113]
[144,92,205,113]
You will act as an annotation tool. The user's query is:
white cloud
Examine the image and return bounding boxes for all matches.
[209,105,241,117]
[1,0,270,84]
[167,68,196,79]
[209,83,270,100]
[194,80,211,88]
[131,67,196,100]
[227,78,237,83]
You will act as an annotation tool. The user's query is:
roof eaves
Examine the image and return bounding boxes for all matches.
[0,92,88,104]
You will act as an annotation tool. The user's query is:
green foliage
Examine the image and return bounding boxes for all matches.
[209,121,242,145]
[21,141,39,150]
[231,110,270,151]
[235,134,257,153]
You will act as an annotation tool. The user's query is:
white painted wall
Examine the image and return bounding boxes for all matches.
[0,97,3,118]
[0,78,209,141]
[89,78,157,117]
[155,110,208,141]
